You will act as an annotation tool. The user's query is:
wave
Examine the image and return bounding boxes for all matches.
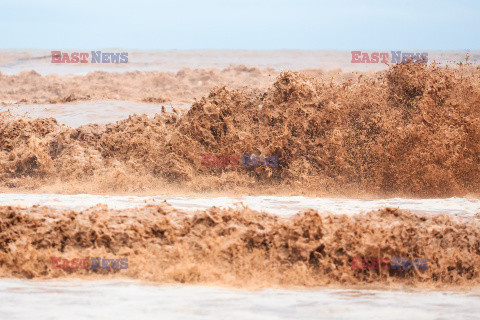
[0,65,279,105]
[0,204,478,289]
[1,61,480,196]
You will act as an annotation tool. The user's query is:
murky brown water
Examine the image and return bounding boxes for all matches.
[1,50,480,319]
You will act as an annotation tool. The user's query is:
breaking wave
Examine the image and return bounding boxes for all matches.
[1,61,480,196]
[0,204,478,289]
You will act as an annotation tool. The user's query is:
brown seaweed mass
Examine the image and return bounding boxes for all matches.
[0,204,478,289]
[1,61,480,196]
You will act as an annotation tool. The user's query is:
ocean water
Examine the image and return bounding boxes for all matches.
[1,50,477,75]
[1,193,479,320]
[1,193,479,217]
[0,279,479,320]
[1,101,190,128]
[1,49,480,319]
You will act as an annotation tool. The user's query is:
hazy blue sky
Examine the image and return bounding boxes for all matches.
[0,0,478,50]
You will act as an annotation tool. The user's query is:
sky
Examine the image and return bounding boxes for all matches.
[0,0,478,50]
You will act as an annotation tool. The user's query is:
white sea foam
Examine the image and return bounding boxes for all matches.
[1,193,479,217]
[0,279,478,320]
